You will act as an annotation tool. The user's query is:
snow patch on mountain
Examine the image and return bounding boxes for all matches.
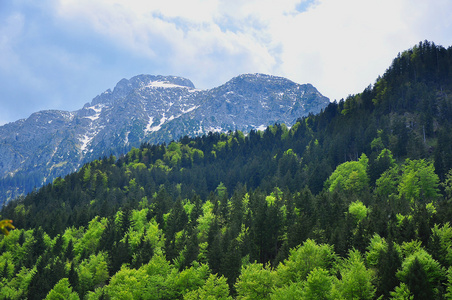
[84,104,105,121]
[145,116,154,134]
[254,125,267,131]
[181,105,199,114]
[207,126,224,133]
[144,81,192,90]
[80,134,92,153]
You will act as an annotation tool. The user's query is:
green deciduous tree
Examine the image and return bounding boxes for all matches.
[103,266,148,299]
[276,239,337,285]
[45,278,80,300]
[348,200,368,223]
[325,154,369,193]
[397,249,445,299]
[336,249,376,300]
[366,234,388,267]
[398,159,440,203]
[429,222,452,267]
[376,165,400,198]
[390,283,414,300]
[235,263,275,300]
[270,281,303,300]
[77,252,109,297]
[184,273,232,300]
[301,267,335,300]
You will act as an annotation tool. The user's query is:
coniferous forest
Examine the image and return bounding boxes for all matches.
[2,41,452,299]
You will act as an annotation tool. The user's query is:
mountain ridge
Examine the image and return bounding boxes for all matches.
[0,73,329,203]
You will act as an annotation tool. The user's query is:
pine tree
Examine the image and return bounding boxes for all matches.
[404,257,433,299]
[377,240,401,298]
[65,239,74,261]
[68,263,79,295]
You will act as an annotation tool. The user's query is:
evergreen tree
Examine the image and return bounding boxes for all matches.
[377,240,401,298]
[404,257,433,299]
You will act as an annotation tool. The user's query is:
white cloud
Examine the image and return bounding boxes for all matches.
[265,0,452,100]
[54,0,282,88]
[52,0,452,100]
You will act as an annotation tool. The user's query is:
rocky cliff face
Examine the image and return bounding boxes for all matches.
[0,73,329,203]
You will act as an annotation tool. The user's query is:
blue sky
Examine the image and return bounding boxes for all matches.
[1,0,451,125]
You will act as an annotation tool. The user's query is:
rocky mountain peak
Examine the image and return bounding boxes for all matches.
[0,73,329,204]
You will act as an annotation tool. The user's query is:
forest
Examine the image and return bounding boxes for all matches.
[1,40,452,299]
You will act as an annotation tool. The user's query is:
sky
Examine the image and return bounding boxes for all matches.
[1,0,451,125]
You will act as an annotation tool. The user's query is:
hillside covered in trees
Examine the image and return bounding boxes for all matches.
[1,40,452,299]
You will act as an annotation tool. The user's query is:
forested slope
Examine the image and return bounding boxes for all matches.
[1,40,452,299]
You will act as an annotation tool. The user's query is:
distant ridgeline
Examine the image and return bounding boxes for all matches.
[1,41,452,299]
[0,73,329,205]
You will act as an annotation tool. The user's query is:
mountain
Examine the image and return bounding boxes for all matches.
[0,74,329,204]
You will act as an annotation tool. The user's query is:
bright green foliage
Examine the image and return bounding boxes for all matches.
[441,169,452,200]
[276,239,337,284]
[0,251,15,279]
[336,249,376,300]
[73,216,107,258]
[0,266,35,299]
[265,188,283,207]
[216,182,227,198]
[266,194,277,206]
[103,266,148,299]
[141,254,175,298]
[398,159,439,202]
[125,208,164,254]
[164,142,183,167]
[125,208,149,248]
[144,252,174,276]
[400,240,423,257]
[77,252,109,296]
[82,165,91,185]
[183,200,195,219]
[300,267,335,300]
[390,283,414,300]
[366,234,388,267]
[425,202,437,216]
[348,200,368,223]
[371,136,384,152]
[197,201,214,241]
[170,263,210,297]
[270,282,303,300]
[145,218,165,251]
[446,267,452,299]
[397,249,445,290]
[376,165,400,198]
[130,162,147,170]
[377,148,396,167]
[376,159,440,204]
[398,171,420,203]
[431,223,452,266]
[235,263,275,300]
[326,153,369,193]
[45,278,80,300]
[184,273,231,300]
[103,253,209,299]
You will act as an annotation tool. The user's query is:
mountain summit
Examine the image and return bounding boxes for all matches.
[0,73,329,203]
